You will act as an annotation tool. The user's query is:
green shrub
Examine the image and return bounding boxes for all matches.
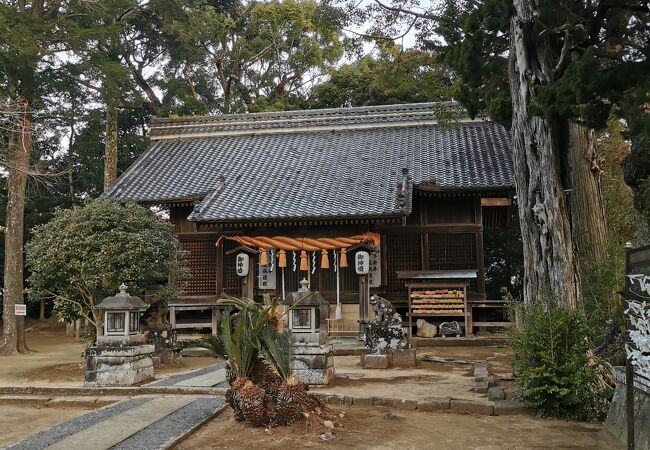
[509,296,612,420]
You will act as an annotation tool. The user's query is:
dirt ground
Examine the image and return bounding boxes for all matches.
[0,405,94,447]
[0,323,218,387]
[311,346,512,403]
[177,406,623,450]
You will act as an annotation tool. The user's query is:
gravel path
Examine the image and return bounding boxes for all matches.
[5,398,151,450]
[111,397,225,450]
[148,363,225,387]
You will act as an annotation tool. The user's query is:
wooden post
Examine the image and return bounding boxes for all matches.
[74,319,81,339]
[211,307,219,336]
[39,300,45,322]
[359,274,369,339]
[66,322,72,337]
[624,243,635,450]
[170,307,177,329]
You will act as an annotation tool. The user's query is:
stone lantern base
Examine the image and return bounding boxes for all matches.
[292,343,335,385]
[84,344,155,386]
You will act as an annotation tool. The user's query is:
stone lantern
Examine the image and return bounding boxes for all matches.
[84,284,155,386]
[95,283,148,345]
[281,279,334,385]
[282,278,329,344]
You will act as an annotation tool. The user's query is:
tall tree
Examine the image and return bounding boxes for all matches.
[368,0,648,306]
[0,0,76,353]
[159,0,347,114]
[311,46,456,107]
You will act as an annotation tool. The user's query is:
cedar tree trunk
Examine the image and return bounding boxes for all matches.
[0,106,31,354]
[509,1,607,306]
[103,102,118,191]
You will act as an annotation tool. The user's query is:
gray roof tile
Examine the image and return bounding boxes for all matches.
[105,103,513,223]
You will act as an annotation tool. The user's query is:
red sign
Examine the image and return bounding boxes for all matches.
[14,304,26,316]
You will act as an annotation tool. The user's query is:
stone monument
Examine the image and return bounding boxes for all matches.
[282,279,334,385]
[85,284,155,386]
[361,295,415,368]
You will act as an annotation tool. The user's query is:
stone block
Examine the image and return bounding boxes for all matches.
[417,396,451,411]
[362,354,389,369]
[493,399,536,416]
[605,377,650,449]
[450,399,494,415]
[487,387,506,401]
[373,397,417,410]
[390,348,416,368]
[45,396,99,408]
[326,394,354,406]
[85,344,154,387]
[353,396,373,407]
[475,376,495,386]
[472,381,490,393]
[294,367,335,385]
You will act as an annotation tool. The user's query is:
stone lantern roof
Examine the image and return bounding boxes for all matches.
[95,284,147,311]
[281,279,329,307]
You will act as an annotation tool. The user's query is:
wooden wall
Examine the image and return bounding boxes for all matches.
[169,190,503,305]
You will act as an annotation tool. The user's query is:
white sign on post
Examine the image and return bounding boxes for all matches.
[14,304,26,316]
[369,251,381,287]
[258,264,277,290]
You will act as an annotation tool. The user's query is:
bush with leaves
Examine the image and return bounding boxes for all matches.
[202,296,336,427]
[26,199,186,338]
[509,295,613,421]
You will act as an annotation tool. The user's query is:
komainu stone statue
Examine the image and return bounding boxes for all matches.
[140,299,170,331]
[363,295,408,354]
[369,295,402,325]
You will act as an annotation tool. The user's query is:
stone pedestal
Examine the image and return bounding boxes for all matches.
[84,344,155,386]
[292,344,334,385]
[390,348,416,368]
[364,322,409,353]
[362,353,390,369]
[146,329,181,366]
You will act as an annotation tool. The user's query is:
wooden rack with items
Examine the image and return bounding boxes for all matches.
[407,282,469,338]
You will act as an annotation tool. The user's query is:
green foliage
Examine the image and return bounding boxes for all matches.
[259,326,295,380]
[202,297,295,381]
[483,207,523,300]
[311,47,456,108]
[25,199,185,328]
[509,295,612,420]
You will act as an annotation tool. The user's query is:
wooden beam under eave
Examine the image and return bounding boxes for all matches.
[480,197,512,207]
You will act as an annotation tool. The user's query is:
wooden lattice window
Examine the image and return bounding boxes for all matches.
[179,240,216,296]
[222,250,241,296]
[428,233,476,270]
[386,234,422,293]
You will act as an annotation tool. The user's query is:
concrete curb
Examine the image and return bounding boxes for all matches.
[0,385,227,397]
[309,392,535,416]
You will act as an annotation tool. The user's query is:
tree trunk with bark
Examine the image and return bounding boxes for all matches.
[509,2,607,307]
[103,102,118,191]
[0,105,31,354]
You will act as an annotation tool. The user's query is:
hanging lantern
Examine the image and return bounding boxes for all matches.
[236,253,250,277]
[299,250,308,271]
[259,248,269,266]
[320,249,330,269]
[340,248,348,268]
[355,251,370,275]
[278,249,287,268]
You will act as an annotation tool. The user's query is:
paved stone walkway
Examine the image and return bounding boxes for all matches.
[148,363,227,388]
[5,396,225,450]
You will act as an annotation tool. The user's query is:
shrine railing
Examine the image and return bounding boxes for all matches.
[326,318,359,335]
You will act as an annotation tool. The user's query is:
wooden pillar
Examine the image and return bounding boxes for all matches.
[359,274,369,338]
[242,260,255,299]
[211,307,219,336]
[170,307,177,329]
[475,198,486,299]
[74,319,81,339]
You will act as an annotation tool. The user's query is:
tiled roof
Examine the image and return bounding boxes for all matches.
[104,103,513,223]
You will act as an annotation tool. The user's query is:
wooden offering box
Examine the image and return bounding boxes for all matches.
[407,283,468,338]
